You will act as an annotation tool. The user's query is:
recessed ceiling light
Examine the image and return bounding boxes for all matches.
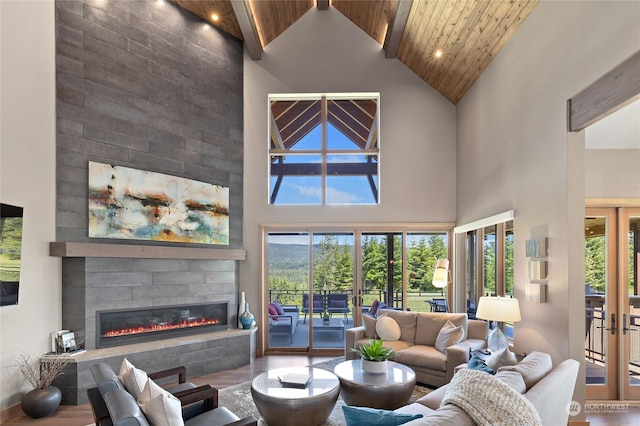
[211,13,219,22]
[435,50,443,59]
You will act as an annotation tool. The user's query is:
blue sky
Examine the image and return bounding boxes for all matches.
[270,124,377,205]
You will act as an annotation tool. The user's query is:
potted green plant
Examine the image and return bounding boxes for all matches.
[322,311,330,324]
[14,354,68,418]
[350,339,394,374]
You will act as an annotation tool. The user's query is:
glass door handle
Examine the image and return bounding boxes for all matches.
[599,313,616,335]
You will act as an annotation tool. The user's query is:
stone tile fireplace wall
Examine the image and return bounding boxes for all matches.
[62,257,239,350]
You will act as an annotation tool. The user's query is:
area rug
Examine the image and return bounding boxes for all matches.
[217,357,433,425]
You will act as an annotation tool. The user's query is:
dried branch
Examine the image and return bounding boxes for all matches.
[14,354,69,390]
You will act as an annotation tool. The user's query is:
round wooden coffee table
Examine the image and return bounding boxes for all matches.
[333,359,416,409]
[250,367,340,426]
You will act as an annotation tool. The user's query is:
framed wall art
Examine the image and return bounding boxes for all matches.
[88,162,229,245]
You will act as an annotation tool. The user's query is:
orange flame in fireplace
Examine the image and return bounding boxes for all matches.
[104,317,221,338]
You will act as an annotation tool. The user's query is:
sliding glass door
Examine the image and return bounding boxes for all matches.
[264,226,452,354]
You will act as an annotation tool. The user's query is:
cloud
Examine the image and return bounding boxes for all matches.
[291,184,361,203]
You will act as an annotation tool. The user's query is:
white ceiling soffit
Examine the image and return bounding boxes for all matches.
[586,99,640,150]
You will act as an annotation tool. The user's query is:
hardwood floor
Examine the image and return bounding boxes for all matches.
[2,355,334,425]
[3,354,640,425]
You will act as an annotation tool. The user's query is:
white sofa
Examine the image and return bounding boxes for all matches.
[395,351,580,425]
[345,309,488,387]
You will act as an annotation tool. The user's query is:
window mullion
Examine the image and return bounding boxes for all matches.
[321,96,327,205]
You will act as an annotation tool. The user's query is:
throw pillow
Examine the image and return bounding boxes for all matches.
[313,299,322,308]
[486,347,518,370]
[138,377,172,404]
[369,300,381,316]
[494,370,527,394]
[362,313,378,339]
[497,351,552,390]
[121,365,149,399]
[271,301,285,315]
[435,320,464,353]
[375,316,401,341]
[342,406,423,426]
[140,392,184,426]
[467,354,494,374]
[117,358,135,381]
[268,303,279,317]
[330,299,347,308]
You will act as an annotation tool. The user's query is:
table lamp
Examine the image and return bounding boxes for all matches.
[475,296,521,351]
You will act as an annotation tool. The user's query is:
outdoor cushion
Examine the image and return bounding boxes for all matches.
[268,303,279,317]
[271,301,286,315]
[330,299,347,308]
[369,300,381,316]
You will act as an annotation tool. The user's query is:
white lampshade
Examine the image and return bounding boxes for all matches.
[432,259,449,288]
[476,296,521,322]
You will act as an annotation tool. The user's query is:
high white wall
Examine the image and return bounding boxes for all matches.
[242,8,457,337]
[0,0,59,410]
[456,0,640,414]
[585,149,640,199]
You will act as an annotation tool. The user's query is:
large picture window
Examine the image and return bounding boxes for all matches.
[269,93,380,205]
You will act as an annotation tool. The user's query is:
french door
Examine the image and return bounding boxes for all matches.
[585,207,640,400]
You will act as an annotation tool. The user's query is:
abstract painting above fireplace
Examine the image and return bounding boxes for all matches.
[96,302,229,348]
[88,161,229,245]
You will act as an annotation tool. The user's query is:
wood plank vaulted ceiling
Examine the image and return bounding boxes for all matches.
[173,0,540,105]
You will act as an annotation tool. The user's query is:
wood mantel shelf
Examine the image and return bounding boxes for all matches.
[50,242,247,260]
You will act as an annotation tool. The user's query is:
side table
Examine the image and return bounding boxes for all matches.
[250,367,339,426]
[333,360,416,409]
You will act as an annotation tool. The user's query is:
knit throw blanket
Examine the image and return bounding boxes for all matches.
[442,369,542,426]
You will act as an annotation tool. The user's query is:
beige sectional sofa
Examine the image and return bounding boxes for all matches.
[345,309,489,387]
[394,351,580,425]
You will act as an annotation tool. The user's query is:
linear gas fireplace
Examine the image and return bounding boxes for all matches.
[96,302,229,348]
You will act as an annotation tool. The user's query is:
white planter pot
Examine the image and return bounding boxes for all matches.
[361,359,388,374]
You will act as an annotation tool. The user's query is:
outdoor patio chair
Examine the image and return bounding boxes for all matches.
[327,293,351,322]
[268,301,299,343]
[301,294,325,323]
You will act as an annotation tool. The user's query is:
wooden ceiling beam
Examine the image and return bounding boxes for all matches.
[230,0,262,60]
[384,0,413,59]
